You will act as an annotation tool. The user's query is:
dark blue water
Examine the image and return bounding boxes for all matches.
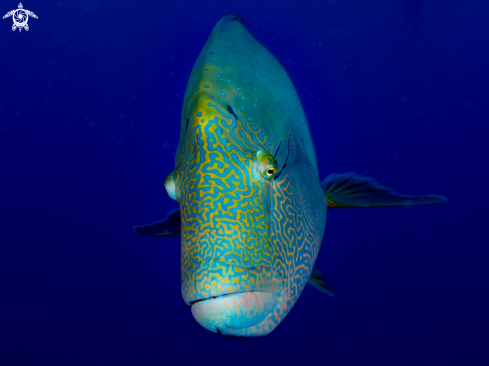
[1,1,487,365]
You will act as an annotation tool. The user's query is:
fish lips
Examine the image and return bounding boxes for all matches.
[191,290,277,334]
[183,260,283,334]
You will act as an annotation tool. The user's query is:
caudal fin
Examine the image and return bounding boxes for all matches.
[322,173,446,208]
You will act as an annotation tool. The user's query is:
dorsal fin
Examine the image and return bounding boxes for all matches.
[214,15,245,35]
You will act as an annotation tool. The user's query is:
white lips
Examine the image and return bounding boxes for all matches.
[191,291,277,334]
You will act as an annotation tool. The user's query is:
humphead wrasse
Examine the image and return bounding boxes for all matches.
[134,15,445,337]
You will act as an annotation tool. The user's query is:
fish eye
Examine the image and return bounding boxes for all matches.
[256,150,278,180]
[263,166,277,179]
[164,172,179,201]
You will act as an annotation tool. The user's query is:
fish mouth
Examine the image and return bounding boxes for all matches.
[190,290,278,334]
[182,259,283,336]
[189,289,258,306]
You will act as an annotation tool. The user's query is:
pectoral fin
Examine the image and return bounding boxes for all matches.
[308,266,335,297]
[133,209,181,237]
[322,173,447,208]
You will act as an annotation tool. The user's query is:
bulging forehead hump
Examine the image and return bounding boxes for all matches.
[182,64,279,159]
[177,16,316,169]
[184,64,279,151]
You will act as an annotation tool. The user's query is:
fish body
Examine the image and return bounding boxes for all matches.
[175,15,325,336]
[135,15,445,337]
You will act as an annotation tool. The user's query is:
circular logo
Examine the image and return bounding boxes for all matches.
[13,9,28,27]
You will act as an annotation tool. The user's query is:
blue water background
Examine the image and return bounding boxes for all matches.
[1,0,487,365]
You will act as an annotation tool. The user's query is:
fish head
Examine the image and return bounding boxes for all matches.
[161,16,326,337]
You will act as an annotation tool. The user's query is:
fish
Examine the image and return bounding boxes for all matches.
[134,15,446,337]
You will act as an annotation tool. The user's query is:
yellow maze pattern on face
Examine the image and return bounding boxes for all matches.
[226,165,323,337]
[173,63,324,336]
[271,169,322,314]
[175,64,282,306]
